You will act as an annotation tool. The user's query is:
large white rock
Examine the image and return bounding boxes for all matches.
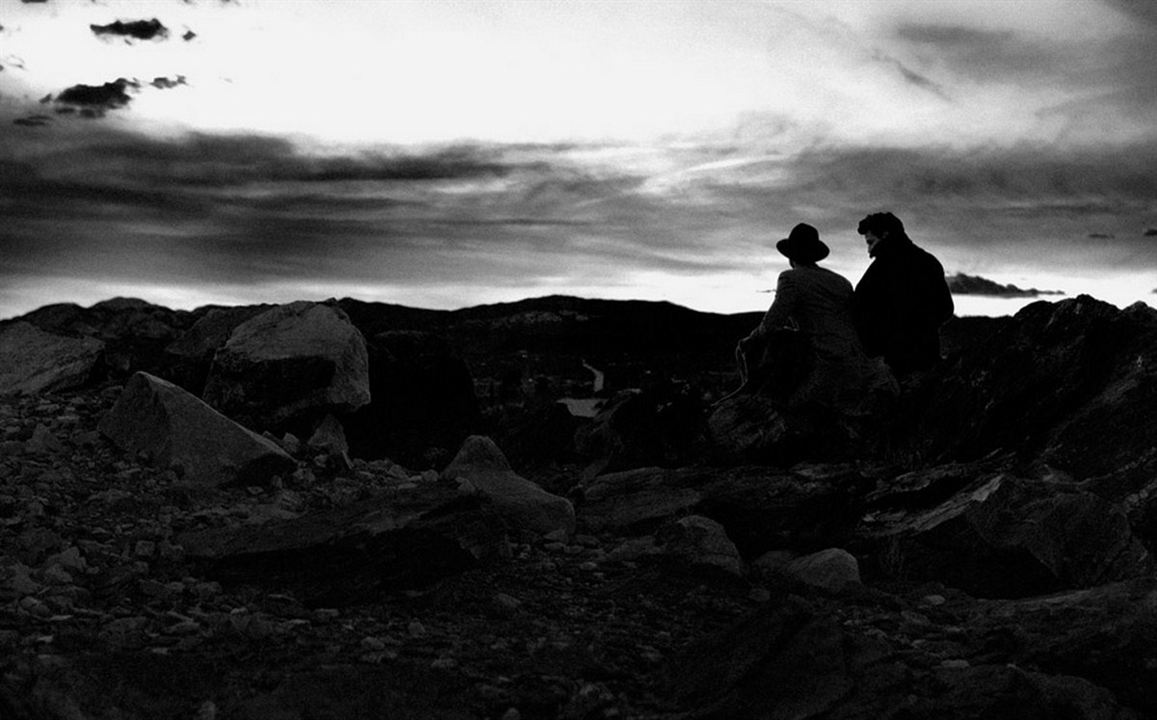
[99,371,295,486]
[443,435,575,536]
[202,301,370,429]
[0,322,104,395]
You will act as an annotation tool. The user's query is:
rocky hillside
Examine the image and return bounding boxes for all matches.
[2,293,1157,718]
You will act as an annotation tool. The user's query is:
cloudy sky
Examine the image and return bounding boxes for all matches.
[1,0,1155,320]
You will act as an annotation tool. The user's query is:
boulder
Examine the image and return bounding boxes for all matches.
[0,321,104,395]
[706,394,789,462]
[202,301,371,432]
[784,548,861,592]
[856,470,1151,597]
[307,414,350,458]
[98,371,295,487]
[442,435,575,536]
[578,467,705,535]
[179,483,509,605]
[654,515,744,577]
[579,464,865,559]
[164,304,271,393]
[344,330,479,467]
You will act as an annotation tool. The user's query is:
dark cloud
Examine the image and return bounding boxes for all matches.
[182,30,197,42]
[90,19,169,41]
[12,114,51,127]
[871,50,951,100]
[150,75,187,90]
[1102,0,1157,26]
[54,78,139,116]
[892,23,1064,82]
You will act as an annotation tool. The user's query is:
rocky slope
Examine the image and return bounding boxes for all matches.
[1,294,1156,718]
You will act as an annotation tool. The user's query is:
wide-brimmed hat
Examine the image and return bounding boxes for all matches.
[776,223,829,263]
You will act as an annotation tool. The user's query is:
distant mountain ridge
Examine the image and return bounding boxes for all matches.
[947,272,1064,297]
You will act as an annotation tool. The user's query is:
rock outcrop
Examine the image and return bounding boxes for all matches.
[856,469,1151,598]
[202,301,371,432]
[99,371,295,486]
[0,322,104,395]
[17,298,193,377]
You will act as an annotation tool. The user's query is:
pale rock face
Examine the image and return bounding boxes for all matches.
[202,302,370,430]
[99,371,295,487]
[0,322,105,395]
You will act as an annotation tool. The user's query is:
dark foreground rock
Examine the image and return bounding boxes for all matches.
[179,483,510,605]
[99,371,295,487]
[854,465,1152,598]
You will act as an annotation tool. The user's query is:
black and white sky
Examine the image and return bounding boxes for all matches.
[1,0,1155,319]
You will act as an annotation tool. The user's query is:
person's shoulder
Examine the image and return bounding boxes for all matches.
[812,264,853,286]
[911,243,946,271]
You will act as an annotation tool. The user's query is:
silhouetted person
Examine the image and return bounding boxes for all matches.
[853,212,954,377]
[731,223,888,409]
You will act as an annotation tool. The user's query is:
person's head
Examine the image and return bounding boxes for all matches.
[857,212,907,257]
[776,222,829,266]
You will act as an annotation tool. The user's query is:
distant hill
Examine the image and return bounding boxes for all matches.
[947,273,1064,297]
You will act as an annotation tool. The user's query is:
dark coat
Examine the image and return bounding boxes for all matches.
[853,236,954,375]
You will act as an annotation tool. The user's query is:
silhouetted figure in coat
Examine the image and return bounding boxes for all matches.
[730,223,889,410]
[853,212,954,377]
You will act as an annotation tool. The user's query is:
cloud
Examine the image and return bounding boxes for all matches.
[89,19,169,42]
[892,24,1060,82]
[53,78,139,117]
[870,50,951,100]
[947,273,1062,297]
[12,114,51,127]
[150,75,187,90]
[3,117,1157,320]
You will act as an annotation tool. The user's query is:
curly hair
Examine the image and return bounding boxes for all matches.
[857,212,907,239]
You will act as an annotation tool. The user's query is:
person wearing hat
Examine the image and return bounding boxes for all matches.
[731,222,886,409]
[853,212,954,376]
